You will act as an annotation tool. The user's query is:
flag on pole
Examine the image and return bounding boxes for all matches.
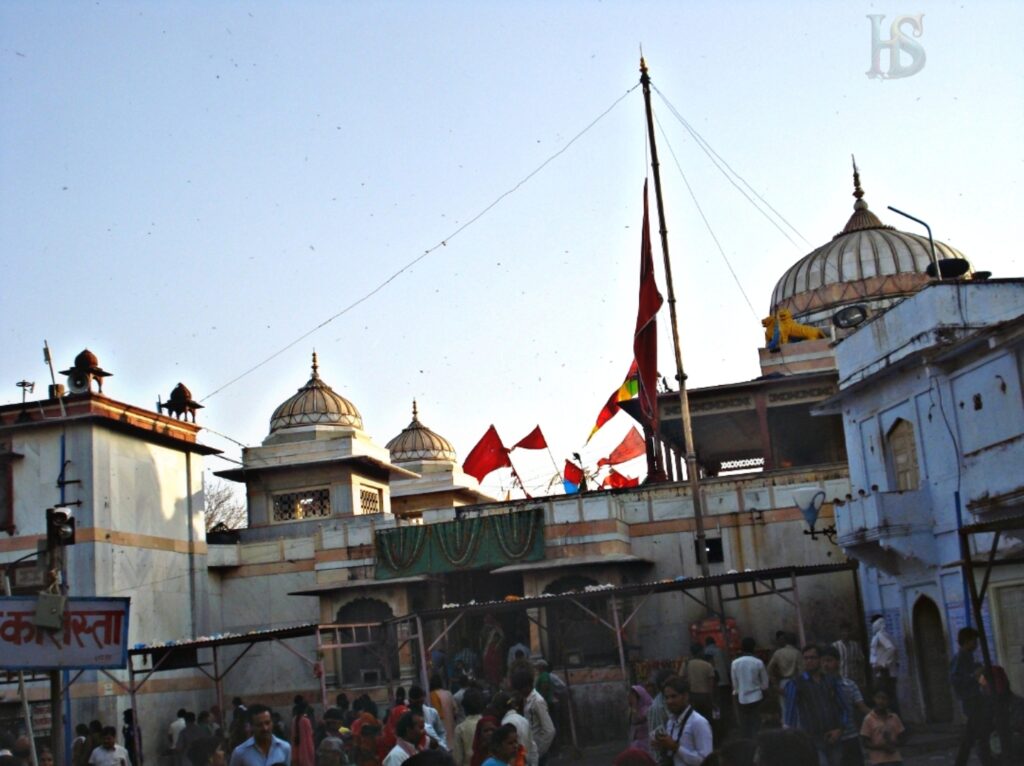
[602,469,640,489]
[462,425,512,482]
[597,427,646,467]
[634,180,664,431]
[587,360,639,441]
[512,425,548,451]
[562,460,584,494]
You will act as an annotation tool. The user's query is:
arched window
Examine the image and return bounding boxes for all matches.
[886,419,920,491]
[335,598,398,686]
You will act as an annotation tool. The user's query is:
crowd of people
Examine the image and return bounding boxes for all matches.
[2,617,1018,766]
[199,661,558,766]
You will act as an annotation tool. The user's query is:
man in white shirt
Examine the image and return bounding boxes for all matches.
[730,637,769,739]
[167,709,186,761]
[382,711,424,766]
[869,616,899,712]
[408,685,449,750]
[496,692,536,766]
[511,666,555,765]
[652,676,713,766]
[89,727,132,766]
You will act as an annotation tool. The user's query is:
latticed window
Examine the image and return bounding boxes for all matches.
[272,488,331,522]
[358,487,382,515]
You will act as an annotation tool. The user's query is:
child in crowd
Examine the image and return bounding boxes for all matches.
[860,689,905,765]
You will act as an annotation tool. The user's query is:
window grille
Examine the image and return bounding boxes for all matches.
[359,487,382,515]
[272,488,331,522]
[720,457,765,472]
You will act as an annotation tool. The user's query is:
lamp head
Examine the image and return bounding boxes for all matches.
[792,488,826,530]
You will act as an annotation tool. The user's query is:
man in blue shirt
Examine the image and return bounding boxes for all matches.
[784,645,849,766]
[228,704,291,766]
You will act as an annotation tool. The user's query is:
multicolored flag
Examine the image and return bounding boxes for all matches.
[634,180,664,431]
[587,359,639,442]
[597,427,646,467]
[563,460,584,494]
[462,425,512,482]
[512,425,548,451]
[602,469,640,489]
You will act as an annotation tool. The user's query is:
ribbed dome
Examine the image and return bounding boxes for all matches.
[386,401,457,463]
[770,162,970,325]
[269,352,363,433]
[75,349,100,369]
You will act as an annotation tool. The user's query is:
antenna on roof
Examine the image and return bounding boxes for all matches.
[43,340,66,415]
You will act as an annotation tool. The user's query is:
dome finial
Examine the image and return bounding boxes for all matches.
[851,155,867,209]
[311,350,319,377]
[412,399,419,421]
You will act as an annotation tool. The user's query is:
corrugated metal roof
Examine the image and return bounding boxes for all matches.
[396,561,857,622]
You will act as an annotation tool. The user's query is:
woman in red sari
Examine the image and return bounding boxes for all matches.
[470,715,500,766]
[378,703,409,762]
[481,616,505,687]
[290,699,315,766]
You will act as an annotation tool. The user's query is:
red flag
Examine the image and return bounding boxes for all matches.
[634,180,663,431]
[512,425,548,451]
[602,469,640,489]
[597,427,646,467]
[563,460,584,486]
[462,425,511,482]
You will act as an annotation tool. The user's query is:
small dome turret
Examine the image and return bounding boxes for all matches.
[386,400,457,463]
[269,352,363,434]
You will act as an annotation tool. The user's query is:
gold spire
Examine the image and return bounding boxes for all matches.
[412,399,419,421]
[852,154,865,204]
[836,156,889,237]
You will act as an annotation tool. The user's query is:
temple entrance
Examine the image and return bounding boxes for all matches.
[437,570,527,686]
[912,596,953,722]
[542,575,619,668]
[335,598,399,687]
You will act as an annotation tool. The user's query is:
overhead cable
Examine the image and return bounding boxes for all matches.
[654,113,760,320]
[200,83,641,403]
[653,86,810,250]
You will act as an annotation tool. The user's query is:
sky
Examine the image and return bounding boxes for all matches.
[2,1,1022,498]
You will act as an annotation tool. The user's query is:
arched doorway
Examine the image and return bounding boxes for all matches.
[912,596,953,722]
[335,598,399,686]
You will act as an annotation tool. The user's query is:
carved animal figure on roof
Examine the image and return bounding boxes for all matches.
[762,308,826,350]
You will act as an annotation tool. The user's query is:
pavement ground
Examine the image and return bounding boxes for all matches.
[546,722,978,765]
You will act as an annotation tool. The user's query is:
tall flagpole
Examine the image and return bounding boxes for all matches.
[639,58,713,604]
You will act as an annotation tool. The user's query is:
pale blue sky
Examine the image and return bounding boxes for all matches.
[3,1,1021,495]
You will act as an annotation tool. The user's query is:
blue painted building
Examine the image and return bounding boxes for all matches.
[820,278,1024,722]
